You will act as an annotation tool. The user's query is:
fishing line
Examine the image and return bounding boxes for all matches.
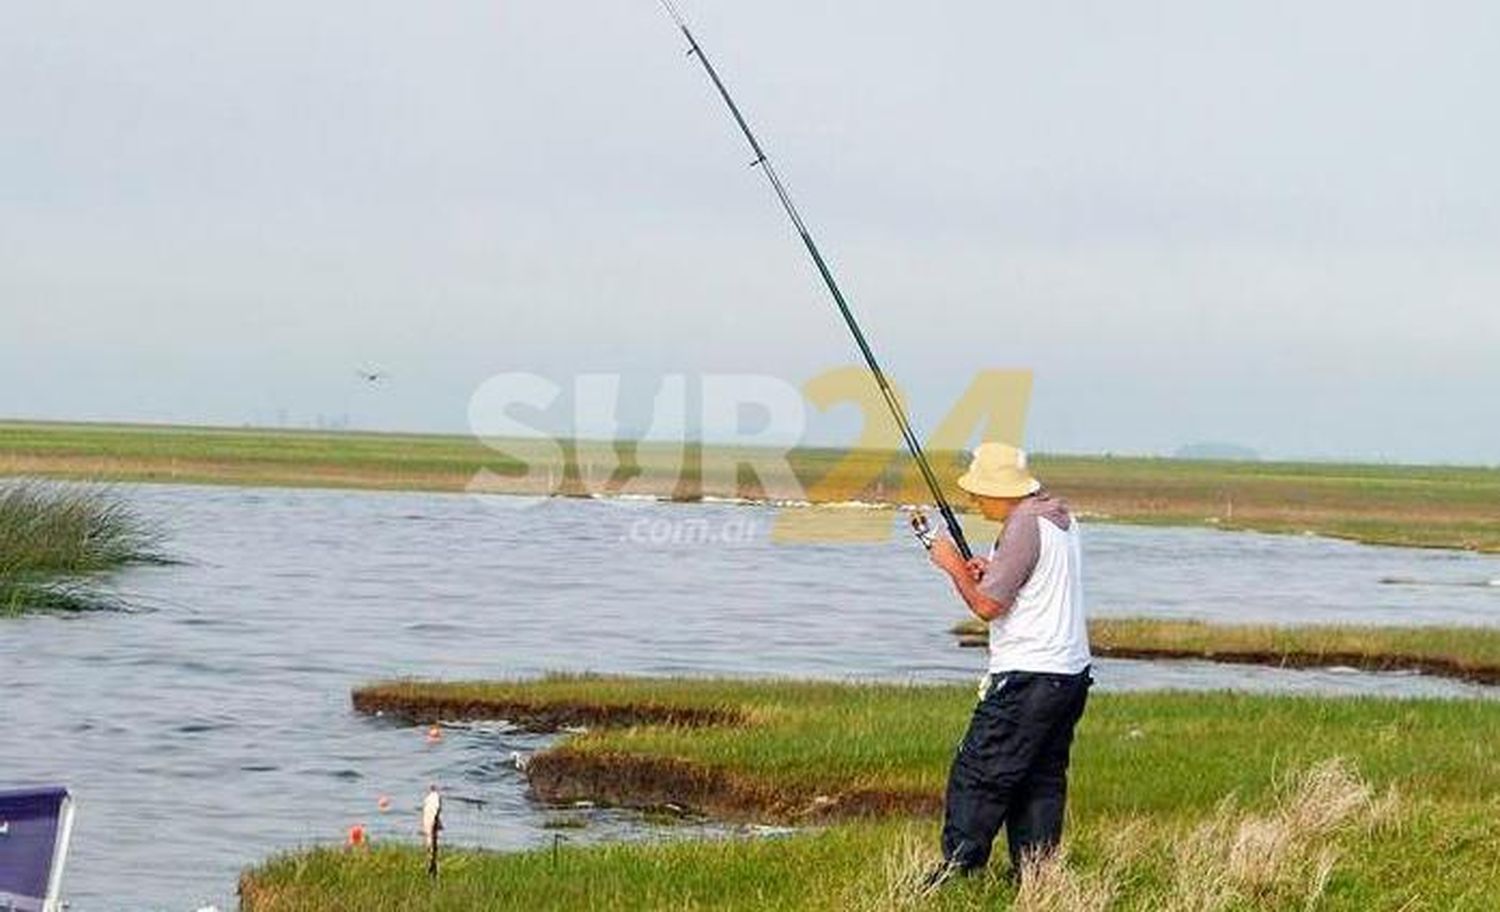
[653,0,974,559]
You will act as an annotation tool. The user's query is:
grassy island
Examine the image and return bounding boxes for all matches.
[952,618,1500,686]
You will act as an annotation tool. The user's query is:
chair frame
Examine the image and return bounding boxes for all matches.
[0,788,76,912]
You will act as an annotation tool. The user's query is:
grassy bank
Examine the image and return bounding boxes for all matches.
[4,420,1499,551]
[952,618,1500,686]
[0,480,161,614]
[244,676,1500,909]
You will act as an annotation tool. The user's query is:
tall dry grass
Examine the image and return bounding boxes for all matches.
[1162,757,1392,912]
[852,758,1389,911]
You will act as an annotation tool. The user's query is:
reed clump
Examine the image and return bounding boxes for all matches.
[0,479,162,614]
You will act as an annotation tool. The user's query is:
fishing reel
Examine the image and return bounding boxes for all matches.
[910,511,938,550]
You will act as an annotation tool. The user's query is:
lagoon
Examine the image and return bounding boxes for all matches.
[2,484,1496,909]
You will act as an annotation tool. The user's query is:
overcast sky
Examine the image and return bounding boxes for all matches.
[2,1,1496,463]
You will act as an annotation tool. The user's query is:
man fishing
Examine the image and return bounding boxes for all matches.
[925,442,1092,883]
[651,6,1091,879]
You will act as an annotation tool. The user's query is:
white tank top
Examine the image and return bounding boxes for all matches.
[988,517,1092,674]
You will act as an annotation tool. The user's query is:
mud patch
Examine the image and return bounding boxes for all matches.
[527,749,939,824]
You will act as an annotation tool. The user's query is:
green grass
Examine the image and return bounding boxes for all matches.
[351,676,1500,812]
[0,479,162,614]
[4,420,1500,551]
[244,677,1500,909]
[0,420,518,491]
[951,618,1500,684]
[1090,618,1500,669]
[244,824,938,912]
[1036,453,1500,552]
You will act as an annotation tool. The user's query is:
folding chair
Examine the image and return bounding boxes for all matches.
[0,787,76,912]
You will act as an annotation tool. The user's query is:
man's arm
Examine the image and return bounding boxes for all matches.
[930,538,1007,621]
[929,509,1041,622]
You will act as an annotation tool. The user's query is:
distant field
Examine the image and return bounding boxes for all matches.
[2,420,1498,551]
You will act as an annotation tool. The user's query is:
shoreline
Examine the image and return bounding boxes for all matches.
[4,420,1500,552]
[1091,645,1500,685]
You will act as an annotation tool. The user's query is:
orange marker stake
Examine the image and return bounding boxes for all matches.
[347,823,367,847]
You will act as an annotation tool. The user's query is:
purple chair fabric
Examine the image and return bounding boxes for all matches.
[0,786,73,912]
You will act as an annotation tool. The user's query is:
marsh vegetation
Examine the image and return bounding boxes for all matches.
[0,479,161,614]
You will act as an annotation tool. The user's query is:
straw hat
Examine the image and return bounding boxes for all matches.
[956,443,1042,499]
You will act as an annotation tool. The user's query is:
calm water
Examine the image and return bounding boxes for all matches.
[2,484,1497,910]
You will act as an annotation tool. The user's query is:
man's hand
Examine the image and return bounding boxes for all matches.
[932,537,1005,622]
[929,536,967,576]
[930,537,990,582]
[930,538,988,581]
[965,557,987,582]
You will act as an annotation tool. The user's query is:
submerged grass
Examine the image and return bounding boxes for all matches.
[245,677,1500,909]
[952,618,1500,685]
[5,420,1499,551]
[0,479,162,614]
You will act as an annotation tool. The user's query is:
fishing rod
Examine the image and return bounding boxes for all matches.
[654,0,974,560]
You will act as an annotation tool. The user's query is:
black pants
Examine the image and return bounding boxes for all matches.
[941,667,1092,873]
